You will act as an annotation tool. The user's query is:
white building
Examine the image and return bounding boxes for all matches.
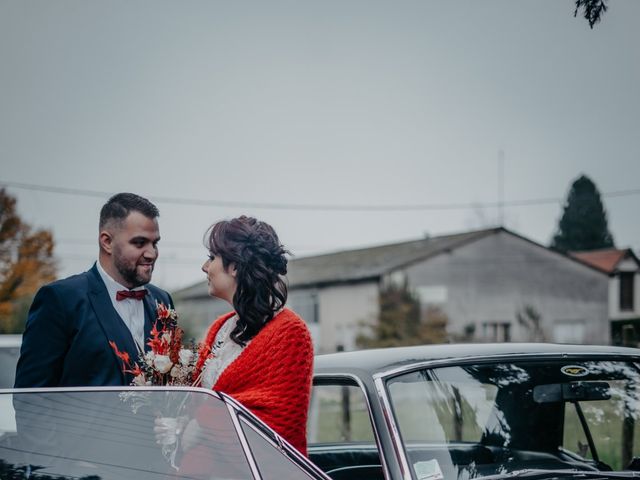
[173,227,611,353]
[571,248,640,346]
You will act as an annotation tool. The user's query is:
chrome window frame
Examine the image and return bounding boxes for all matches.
[311,372,391,480]
[237,414,325,480]
[221,391,330,480]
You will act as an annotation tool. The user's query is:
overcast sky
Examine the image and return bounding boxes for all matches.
[1,0,639,291]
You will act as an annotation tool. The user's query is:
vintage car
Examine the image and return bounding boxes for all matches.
[3,342,640,480]
[0,386,329,480]
[307,343,640,480]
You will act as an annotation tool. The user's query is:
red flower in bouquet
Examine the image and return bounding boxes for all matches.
[110,301,200,387]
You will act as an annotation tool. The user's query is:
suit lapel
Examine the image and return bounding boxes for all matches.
[87,265,139,382]
[142,294,158,353]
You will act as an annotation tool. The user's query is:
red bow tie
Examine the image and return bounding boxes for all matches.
[116,289,148,301]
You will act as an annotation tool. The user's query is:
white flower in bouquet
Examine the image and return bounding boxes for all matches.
[179,348,194,366]
[133,373,151,386]
[144,350,156,365]
[154,354,173,374]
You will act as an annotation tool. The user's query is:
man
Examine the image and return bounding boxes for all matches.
[14,193,173,387]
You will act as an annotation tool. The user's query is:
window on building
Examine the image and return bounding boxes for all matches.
[620,272,635,311]
[482,322,511,342]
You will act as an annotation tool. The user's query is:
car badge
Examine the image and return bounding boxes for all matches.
[561,365,589,377]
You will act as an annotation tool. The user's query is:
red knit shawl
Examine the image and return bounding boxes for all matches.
[194,308,314,455]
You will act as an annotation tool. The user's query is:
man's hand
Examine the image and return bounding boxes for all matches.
[154,416,186,446]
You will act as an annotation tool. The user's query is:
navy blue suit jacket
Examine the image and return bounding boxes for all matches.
[14,264,174,387]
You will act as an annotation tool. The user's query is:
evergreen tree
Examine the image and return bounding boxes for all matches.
[551,175,614,252]
[574,0,608,29]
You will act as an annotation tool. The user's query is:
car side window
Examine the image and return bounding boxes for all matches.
[2,390,254,480]
[239,417,317,479]
[308,383,375,443]
[562,379,640,471]
[307,380,382,478]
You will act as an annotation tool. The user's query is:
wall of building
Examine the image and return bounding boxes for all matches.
[290,281,379,353]
[401,231,609,344]
[173,294,233,340]
[176,281,379,353]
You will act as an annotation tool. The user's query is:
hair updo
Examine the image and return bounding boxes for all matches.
[205,216,290,345]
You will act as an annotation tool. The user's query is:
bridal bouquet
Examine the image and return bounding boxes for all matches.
[110,301,200,388]
[110,302,201,467]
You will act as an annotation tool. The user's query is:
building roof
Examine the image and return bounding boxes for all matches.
[570,248,640,274]
[174,227,500,299]
[174,226,609,299]
[286,227,500,288]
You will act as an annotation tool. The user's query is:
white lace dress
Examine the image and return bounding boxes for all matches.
[201,316,249,389]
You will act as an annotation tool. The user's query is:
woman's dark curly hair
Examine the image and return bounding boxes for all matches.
[205,216,289,346]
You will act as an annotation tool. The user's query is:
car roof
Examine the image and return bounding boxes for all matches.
[313,343,640,377]
[0,334,21,348]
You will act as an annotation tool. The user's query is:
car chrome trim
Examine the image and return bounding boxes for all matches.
[374,376,413,480]
[313,372,392,480]
[0,385,224,397]
[371,351,640,381]
[221,392,330,479]
[225,400,262,480]
[237,415,325,480]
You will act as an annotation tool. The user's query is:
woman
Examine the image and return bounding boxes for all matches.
[192,215,314,455]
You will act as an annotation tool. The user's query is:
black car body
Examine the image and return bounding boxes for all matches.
[308,343,640,480]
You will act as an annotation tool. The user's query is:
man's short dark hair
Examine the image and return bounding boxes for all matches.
[99,193,160,229]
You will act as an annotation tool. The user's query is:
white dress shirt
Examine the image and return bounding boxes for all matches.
[96,260,146,351]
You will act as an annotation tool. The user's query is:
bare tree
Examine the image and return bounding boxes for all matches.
[516,304,547,342]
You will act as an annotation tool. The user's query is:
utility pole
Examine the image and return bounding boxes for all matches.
[498,149,505,227]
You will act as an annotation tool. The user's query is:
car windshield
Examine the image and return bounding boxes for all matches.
[0,387,317,480]
[386,359,640,480]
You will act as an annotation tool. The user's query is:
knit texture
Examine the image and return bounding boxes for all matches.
[194,308,314,455]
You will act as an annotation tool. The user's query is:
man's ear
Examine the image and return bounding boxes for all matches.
[99,230,113,254]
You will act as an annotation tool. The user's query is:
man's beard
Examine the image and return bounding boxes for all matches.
[114,256,152,287]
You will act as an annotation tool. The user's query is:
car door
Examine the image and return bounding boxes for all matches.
[0,387,329,480]
[307,376,386,480]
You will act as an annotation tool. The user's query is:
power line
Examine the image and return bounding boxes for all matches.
[3,179,640,212]
[56,237,201,248]
[55,237,344,251]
